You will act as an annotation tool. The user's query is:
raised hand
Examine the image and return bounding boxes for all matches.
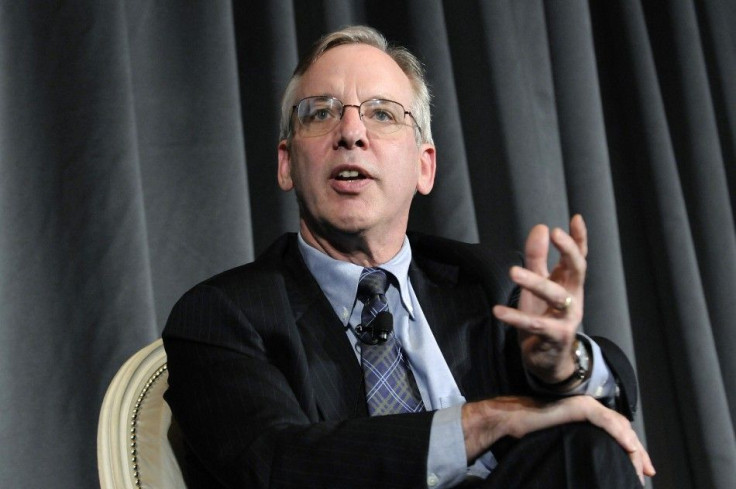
[492,214,588,384]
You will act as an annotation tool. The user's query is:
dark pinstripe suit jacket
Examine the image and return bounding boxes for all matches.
[162,232,637,489]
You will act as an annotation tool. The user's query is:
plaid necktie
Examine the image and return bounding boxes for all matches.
[357,268,425,415]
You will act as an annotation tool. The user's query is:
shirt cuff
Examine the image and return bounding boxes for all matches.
[579,334,618,400]
[426,405,470,488]
[426,405,497,488]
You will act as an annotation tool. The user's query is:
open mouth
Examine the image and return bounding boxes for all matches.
[334,169,368,181]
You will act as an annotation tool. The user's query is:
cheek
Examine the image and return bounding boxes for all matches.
[291,163,328,209]
[287,148,314,189]
[388,148,423,186]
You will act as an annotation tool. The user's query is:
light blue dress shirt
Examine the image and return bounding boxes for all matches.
[297,234,617,488]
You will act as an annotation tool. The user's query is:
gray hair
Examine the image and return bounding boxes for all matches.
[278,25,433,146]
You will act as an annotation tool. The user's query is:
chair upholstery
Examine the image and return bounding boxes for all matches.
[98,338,187,488]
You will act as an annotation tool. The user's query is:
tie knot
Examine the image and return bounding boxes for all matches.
[358,268,389,300]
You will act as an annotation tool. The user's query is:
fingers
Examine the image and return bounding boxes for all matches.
[517,216,588,313]
[570,214,588,258]
[629,444,657,486]
[524,224,551,277]
[641,447,657,478]
[471,396,655,485]
[549,226,587,288]
[493,264,582,338]
[493,304,574,339]
[510,266,580,316]
[577,397,656,485]
[626,430,657,485]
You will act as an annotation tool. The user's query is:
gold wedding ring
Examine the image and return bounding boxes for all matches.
[554,296,573,312]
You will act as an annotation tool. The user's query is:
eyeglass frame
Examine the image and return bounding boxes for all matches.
[289,95,423,138]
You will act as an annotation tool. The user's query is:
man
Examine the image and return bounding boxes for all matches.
[163,25,655,488]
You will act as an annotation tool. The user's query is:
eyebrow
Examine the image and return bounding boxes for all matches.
[308,94,407,105]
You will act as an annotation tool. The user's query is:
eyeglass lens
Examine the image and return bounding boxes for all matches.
[295,97,411,136]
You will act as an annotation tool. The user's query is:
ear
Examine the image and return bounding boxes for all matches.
[277,140,294,191]
[415,143,436,195]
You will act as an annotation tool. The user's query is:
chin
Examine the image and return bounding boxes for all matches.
[332,222,369,236]
[322,215,374,236]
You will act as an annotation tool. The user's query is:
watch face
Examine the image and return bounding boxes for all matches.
[575,339,591,377]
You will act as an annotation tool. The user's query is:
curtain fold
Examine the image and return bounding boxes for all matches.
[0,2,160,486]
[591,0,736,487]
[1,1,734,488]
[127,0,255,323]
[406,0,481,243]
[546,0,634,349]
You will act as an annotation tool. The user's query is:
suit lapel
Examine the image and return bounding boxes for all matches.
[409,260,485,394]
[272,232,519,418]
[296,303,368,419]
[280,237,368,421]
[409,244,509,400]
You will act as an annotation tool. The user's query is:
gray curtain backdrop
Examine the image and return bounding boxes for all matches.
[1,1,734,488]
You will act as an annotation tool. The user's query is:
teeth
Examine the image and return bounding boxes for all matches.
[338,170,360,179]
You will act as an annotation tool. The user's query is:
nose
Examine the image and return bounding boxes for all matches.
[336,104,366,148]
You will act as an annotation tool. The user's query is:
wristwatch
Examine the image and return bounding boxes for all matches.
[570,336,591,382]
[548,336,591,390]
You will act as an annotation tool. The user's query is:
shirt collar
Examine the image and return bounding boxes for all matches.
[297,233,415,324]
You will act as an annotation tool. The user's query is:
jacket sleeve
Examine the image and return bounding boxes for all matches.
[591,336,638,420]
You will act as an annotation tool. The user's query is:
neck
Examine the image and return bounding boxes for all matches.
[299,220,404,266]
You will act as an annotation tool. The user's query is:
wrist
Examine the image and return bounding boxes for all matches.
[543,336,592,392]
[461,400,509,463]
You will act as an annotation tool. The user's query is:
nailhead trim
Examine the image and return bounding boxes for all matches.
[129,364,168,487]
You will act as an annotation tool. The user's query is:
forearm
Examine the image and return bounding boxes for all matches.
[460,395,649,471]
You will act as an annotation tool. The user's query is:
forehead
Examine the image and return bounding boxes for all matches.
[297,44,414,104]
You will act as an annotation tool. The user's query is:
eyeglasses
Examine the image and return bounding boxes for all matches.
[291,96,421,137]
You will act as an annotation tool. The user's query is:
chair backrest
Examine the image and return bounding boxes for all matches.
[98,338,187,488]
